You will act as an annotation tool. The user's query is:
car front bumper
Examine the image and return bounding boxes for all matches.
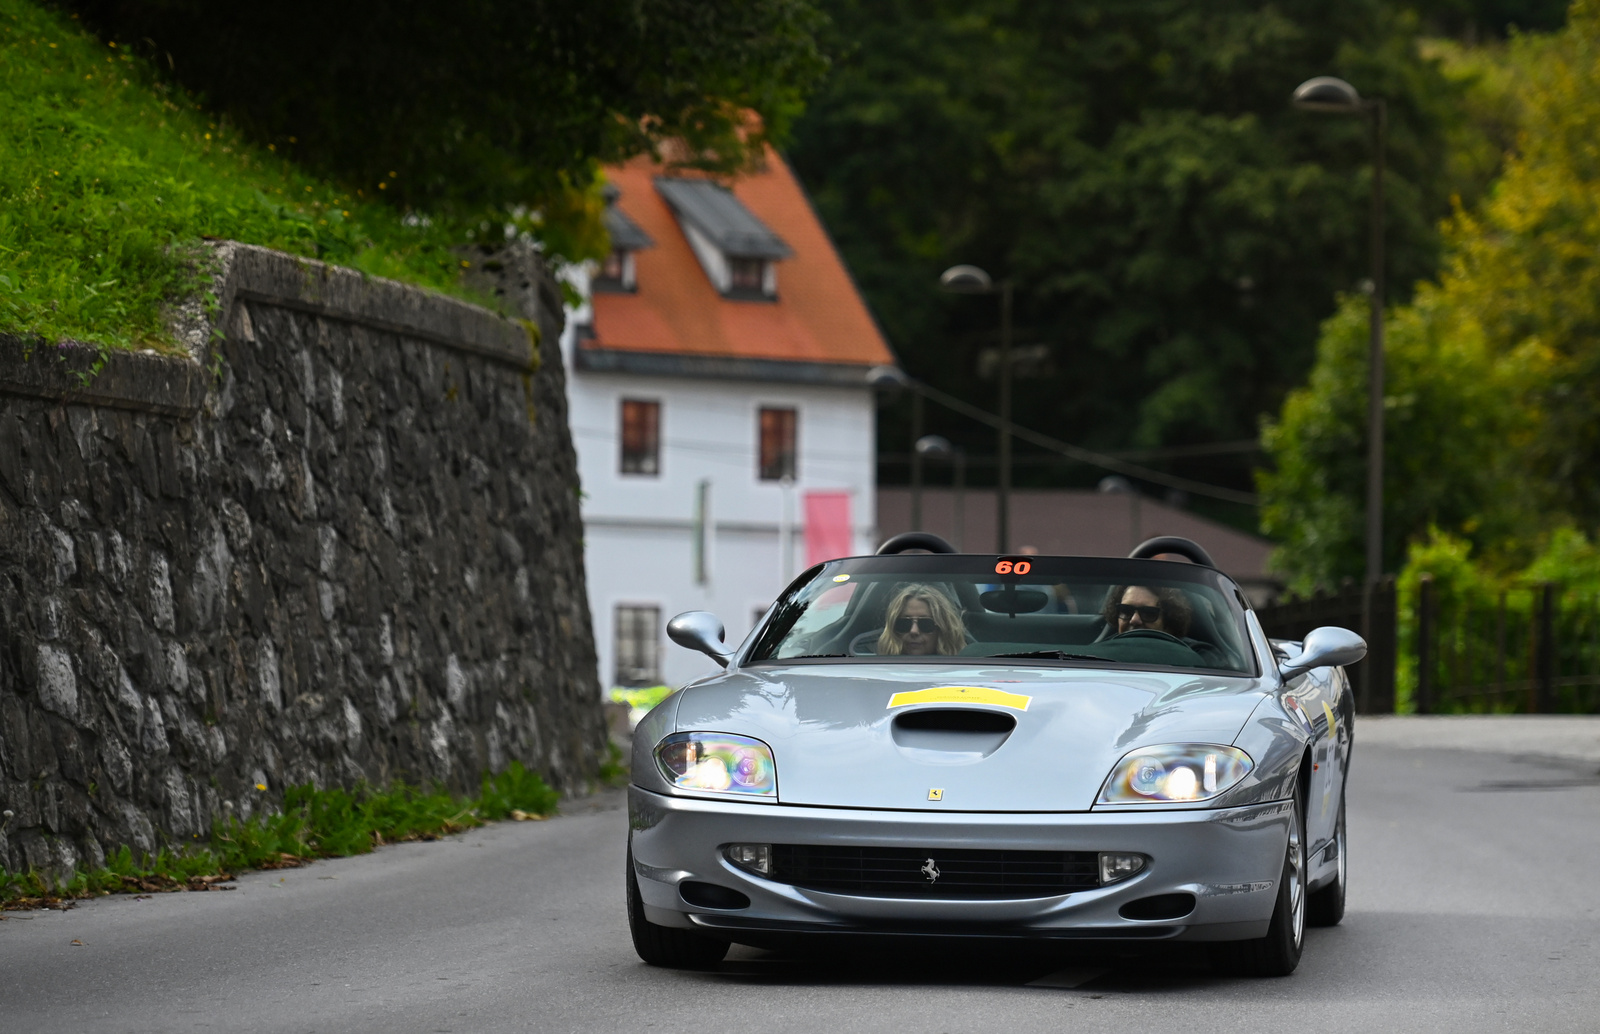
[629,786,1291,943]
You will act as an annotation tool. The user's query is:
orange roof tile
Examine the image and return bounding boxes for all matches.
[589,149,895,369]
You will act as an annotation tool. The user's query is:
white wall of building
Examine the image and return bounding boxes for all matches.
[561,281,879,691]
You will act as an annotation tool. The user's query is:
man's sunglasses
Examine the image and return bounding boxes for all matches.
[1116,604,1163,623]
[893,616,940,635]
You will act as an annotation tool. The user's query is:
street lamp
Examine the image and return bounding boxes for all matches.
[940,264,1014,552]
[1294,75,1387,706]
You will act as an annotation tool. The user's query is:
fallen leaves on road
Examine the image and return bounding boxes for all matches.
[510,810,546,821]
[3,870,240,910]
[1,894,78,912]
[118,872,239,894]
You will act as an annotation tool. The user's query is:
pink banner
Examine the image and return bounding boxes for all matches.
[804,492,853,567]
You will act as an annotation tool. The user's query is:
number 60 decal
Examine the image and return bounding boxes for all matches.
[994,557,1033,575]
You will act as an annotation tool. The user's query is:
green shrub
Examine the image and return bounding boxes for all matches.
[0,765,561,908]
[477,762,561,822]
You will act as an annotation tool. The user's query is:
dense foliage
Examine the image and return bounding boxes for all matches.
[1416,0,1570,35]
[58,0,830,223]
[0,0,480,350]
[1263,0,1600,588]
[788,0,1462,499]
[3,0,831,350]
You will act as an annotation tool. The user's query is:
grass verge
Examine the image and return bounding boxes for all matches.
[0,0,485,354]
[0,762,560,910]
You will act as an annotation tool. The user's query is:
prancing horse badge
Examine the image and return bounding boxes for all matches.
[921,858,941,882]
[927,788,944,801]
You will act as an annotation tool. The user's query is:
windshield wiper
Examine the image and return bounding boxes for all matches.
[783,653,848,659]
[989,650,1103,661]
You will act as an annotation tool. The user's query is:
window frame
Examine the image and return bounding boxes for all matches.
[757,405,798,482]
[619,397,661,477]
[613,602,663,687]
[728,256,768,296]
[594,248,636,292]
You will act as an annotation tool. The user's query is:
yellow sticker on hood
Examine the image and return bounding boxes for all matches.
[888,686,1032,711]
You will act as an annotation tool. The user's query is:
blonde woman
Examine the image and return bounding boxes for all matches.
[876,583,966,656]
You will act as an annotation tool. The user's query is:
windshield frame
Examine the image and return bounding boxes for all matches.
[740,553,1260,678]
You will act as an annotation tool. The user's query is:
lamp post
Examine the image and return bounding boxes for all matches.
[1294,75,1387,707]
[940,264,1013,552]
[908,393,926,529]
[914,434,956,544]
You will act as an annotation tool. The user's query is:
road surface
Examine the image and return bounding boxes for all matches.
[2,717,1597,1033]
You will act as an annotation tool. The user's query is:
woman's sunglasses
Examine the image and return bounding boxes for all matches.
[893,616,940,635]
[1116,604,1163,623]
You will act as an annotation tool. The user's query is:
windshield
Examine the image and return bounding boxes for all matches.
[746,555,1256,675]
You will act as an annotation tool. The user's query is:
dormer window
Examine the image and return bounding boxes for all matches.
[729,257,767,294]
[595,185,653,293]
[655,177,792,300]
[595,247,636,292]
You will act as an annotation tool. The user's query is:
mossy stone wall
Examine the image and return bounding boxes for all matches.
[0,243,603,876]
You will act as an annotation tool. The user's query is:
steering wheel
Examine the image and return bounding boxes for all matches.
[1111,628,1187,645]
[848,630,881,655]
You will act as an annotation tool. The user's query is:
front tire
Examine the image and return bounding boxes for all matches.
[1216,794,1306,977]
[1307,796,1347,927]
[626,840,730,969]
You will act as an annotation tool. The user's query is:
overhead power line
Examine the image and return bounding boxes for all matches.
[894,376,1261,507]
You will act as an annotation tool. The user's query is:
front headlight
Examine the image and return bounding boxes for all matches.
[655,732,777,799]
[1097,744,1253,805]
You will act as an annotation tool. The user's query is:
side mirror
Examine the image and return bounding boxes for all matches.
[1278,626,1367,681]
[667,611,734,668]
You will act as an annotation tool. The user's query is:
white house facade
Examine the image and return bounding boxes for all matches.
[560,149,896,691]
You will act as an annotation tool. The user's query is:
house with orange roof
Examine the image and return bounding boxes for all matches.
[560,147,897,690]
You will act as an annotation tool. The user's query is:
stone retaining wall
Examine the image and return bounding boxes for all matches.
[0,243,604,877]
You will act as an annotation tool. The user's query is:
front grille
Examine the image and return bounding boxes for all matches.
[769,844,1100,899]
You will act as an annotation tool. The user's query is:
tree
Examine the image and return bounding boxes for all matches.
[59,0,831,243]
[1261,1,1600,587]
[788,0,1459,497]
[1415,0,1569,37]
[1258,291,1523,590]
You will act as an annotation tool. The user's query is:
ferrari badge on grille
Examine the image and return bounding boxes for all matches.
[921,858,941,882]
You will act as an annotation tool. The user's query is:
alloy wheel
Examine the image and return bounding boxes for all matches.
[1288,803,1306,949]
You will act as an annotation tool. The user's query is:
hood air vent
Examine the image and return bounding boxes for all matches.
[891,708,1017,757]
[895,709,1016,733]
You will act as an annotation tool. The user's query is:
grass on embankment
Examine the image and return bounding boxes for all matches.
[0,762,563,910]
[0,0,480,354]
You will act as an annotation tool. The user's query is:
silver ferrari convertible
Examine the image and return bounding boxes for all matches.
[625,535,1364,977]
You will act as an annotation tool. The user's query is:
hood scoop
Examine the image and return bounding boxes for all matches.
[890,708,1016,760]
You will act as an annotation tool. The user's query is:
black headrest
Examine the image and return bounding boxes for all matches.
[877,532,956,555]
[1128,536,1215,568]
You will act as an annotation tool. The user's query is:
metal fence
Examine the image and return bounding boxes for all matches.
[1256,576,1600,715]
[1412,578,1600,715]
[1255,579,1396,714]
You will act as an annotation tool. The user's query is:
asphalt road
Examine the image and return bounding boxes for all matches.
[3,719,1598,1034]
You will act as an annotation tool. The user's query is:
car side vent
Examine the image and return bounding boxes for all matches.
[894,709,1016,734]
